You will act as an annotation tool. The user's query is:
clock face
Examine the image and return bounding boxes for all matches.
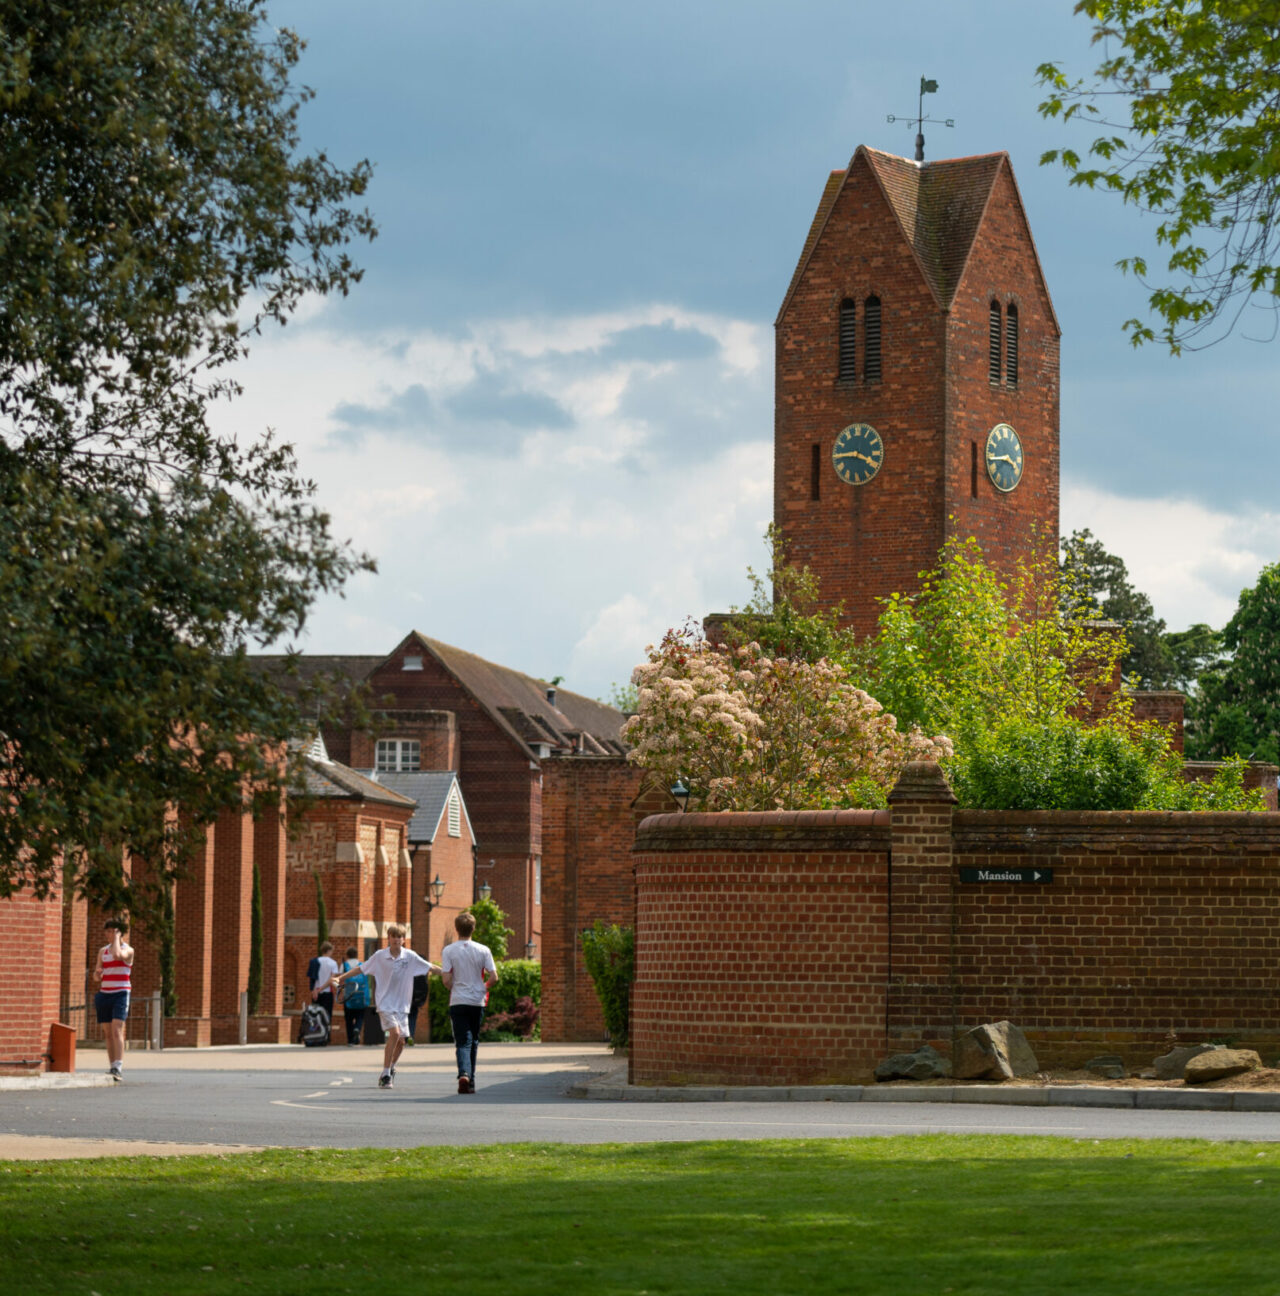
[832,423,884,485]
[985,422,1024,493]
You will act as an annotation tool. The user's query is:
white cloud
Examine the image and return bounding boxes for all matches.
[213,299,773,698]
[1062,478,1280,630]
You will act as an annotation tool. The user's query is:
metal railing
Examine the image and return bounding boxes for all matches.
[61,990,165,1049]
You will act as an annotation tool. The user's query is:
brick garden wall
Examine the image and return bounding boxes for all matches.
[0,881,64,1074]
[540,757,658,1042]
[631,762,1280,1084]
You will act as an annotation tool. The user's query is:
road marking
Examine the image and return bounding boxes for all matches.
[303,1090,331,1099]
[271,1100,356,1111]
[330,1078,353,1086]
[531,1115,1089,1133]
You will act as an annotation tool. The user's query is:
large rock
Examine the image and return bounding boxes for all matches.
[953,1022,1039,1081]
[874,1044,951,1082]
[1154,1044,1221,1081]
[1184,1048,1261,1084]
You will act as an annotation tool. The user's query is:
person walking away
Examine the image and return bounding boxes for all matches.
[407,972,429,1044]
[308,940,340,1046]
[441,911,498,1094]
[333,925,438,1088]
[338,946,367,1046]
[93,919,133,1081]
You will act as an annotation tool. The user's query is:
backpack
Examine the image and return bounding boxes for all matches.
[340,965,368,1010]
[299,1002,330,1046]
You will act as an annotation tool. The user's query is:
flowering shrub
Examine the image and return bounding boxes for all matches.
[623,627,952,811]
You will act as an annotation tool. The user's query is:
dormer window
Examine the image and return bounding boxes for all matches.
[376,739,420,772]
[403,655,423,671]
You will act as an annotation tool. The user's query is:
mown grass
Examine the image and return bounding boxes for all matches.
[4,1135,1278,1295]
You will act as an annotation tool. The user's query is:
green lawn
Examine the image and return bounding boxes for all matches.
[4,1136,1278,1295]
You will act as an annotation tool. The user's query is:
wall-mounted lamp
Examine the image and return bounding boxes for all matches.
[424,874,445,909]
[670,779,690,813]
[479,881,492,903]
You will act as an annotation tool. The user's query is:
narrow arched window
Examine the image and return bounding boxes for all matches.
[1004,303,1019,387]
[838,298,857,381]
[863,295,882,382]
[988,300,1002,385]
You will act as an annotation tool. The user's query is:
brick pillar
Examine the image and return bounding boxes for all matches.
[251,797,292,1042]
[211,805,254,1043]
[60,887,89,1018]
[171,824,215,1046]
[887,760,957,1051]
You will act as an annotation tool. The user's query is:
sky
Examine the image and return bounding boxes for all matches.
[220,0,1280,701]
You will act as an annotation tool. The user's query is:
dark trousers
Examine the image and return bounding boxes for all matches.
[343,1004,364,1045]
[449,1004,485,1080]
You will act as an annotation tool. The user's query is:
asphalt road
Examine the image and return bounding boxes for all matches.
[6,1044,1280,1149]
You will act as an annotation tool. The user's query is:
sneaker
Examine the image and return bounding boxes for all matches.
[389,1066,396,1078]
[457,1075,470,1094]
[108,1068,122,1082]
[378,1073,393,1089]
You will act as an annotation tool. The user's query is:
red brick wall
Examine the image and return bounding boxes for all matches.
[1132,692,1185,752]
[950,809,1280,1066]
[333,645,542,955]
[0,881,64,1073]
[632,811,892,1084]
[632,767,1280,1083]
[284,797,413,1039]
[540,757,652,1041]
[774,151,1058,637]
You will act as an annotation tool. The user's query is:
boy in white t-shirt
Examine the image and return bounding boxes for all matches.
[441,911,498,1094]
[333,925,439,1088]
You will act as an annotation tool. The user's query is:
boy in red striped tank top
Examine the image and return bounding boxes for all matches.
[93,919,133,1081]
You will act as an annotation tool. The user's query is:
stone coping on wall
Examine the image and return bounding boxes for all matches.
[635,808,890,854]
[570,1075,1280,1111]
[954,808,1280,854]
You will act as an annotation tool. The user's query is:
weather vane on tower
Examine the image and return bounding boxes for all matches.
[887,77,954,162]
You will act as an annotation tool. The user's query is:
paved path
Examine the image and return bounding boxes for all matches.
[5,1043,1280,1157]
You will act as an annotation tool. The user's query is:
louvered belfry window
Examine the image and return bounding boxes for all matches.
[838,298,857,381]
[1004,303,1019,387]
[989,301,1002,384]
[863,296,882,382]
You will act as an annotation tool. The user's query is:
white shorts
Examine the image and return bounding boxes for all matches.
[378,1009,409,1037]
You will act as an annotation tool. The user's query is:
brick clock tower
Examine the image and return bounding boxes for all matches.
[774,145,1060,635]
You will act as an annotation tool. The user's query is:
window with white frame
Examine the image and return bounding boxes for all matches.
[447,788,461,837]
[375,739,420,772]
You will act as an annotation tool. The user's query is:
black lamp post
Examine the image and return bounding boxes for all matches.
[670,779,690,812]
[418,874,445,1044]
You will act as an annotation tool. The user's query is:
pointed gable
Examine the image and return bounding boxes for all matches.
[778,146,1038,320]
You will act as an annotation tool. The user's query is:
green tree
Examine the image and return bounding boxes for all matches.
[858,536,1128,746]
[1038,0,1280,351]
[1060,528,1173,688]
[713,525,855,665]
[313,871,328,951]
[0,0,375,906]
[580,921,634,1047]
[1186,560,1280,763]
[468,895,513,962]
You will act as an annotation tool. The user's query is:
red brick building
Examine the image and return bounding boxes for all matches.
[259,631,629,962]
[774,145,1060,635]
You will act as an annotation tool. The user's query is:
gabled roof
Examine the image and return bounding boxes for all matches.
[300,753,417,809]
[404,633,629,761]
[369,770,473,846]
[777,146,1058,331]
